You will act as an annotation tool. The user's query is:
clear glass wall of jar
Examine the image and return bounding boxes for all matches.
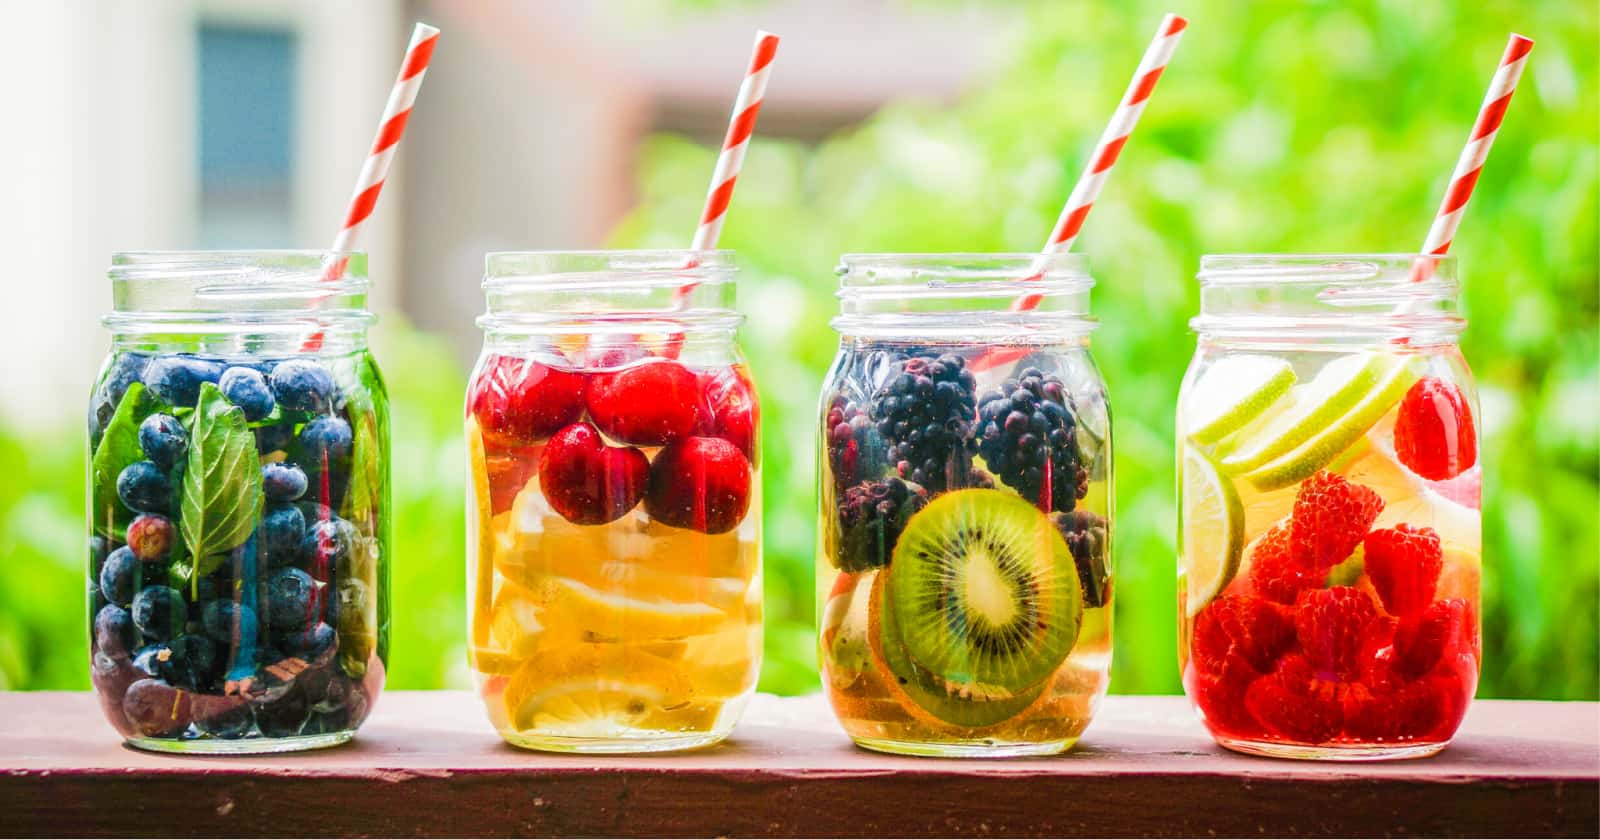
[90,251,389,753]
[1177,254,1481,760]
[818,253,1113,758]
[466,250,761,753]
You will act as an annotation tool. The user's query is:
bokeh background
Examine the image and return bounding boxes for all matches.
[1,0,1595,700]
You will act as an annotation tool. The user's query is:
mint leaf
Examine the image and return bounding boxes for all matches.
[180,384,262,569]
[340,408,381,526]
[90,382,161,539]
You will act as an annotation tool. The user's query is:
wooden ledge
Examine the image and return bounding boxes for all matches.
[2,691,1596,837]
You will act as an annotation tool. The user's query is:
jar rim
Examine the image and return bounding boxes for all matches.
[484,249,734,290]
[110,250,364,279]
[1197,253,1458,286]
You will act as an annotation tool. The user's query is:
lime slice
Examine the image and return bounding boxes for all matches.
[1217,353,1386,473]
[1243,356,1422,492]
[1184,356,1297,445]
[1181,445,1244,618]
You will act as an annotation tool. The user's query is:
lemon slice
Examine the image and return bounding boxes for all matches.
[1184,356,1297,446]
[467,417,498,648]
[1217,353,1386,473]
[1243,356,1421,491]
[503,648,691,736]
[537,576,726,641]
[1181,445,1244,618]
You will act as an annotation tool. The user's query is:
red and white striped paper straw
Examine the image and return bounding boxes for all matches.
[303,22,438,350]
[1012,13,1187,311]
[672,29,780,306]
[1408,33,1534,283]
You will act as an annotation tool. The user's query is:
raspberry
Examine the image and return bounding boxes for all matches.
[1291,471,1385,569]
[1393,598,1478,679]
[1245,654,1346,744]
[1192,595,1295,676]
[1363,525,1444,616]
[975,367,1088,512]
[1394,377,1478,481]
[1247,523,1316,604]
[1343,676,1451,742]
[1294,586,1389,681]
[1188,654,1263,738]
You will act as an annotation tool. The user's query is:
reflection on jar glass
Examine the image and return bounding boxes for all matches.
[464,250,761,754]
[1177,254,1481,761]
[817,253,1113,758]
[89,251,389,754]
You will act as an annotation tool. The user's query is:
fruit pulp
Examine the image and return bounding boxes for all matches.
[1177,345,1481,759]
[818,342,1112,756]
[466,352,761,753]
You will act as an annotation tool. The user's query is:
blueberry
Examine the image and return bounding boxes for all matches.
[99,546,142,606]
[131,585,187,641]
[131,643,166,678]
[90,536,109,569]
[261,503,307,564]
[201,600,261,644]
[300,518,353,569]
[219,366,276,421]
[266,568,320,632]
[94,604,138,657]
[137,414,188,471]
[116,461,173,514]
[122,678,193,737]
[126,513,175,561]
[297,501,334,524]
[298,416,353,466]
[166,634,219,690]
[262,463,308,501]
[281,621,336,659]
[269,360,337,413]
[195,703,254,739]
[143,356,223,409]
[91,353,153,441]
[254,690,311,738]
[255,423,296,455]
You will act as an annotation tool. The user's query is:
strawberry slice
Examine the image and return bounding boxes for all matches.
[1394,377,1478,481]
[1363,525,1444,617]
[1291,471,1384,569]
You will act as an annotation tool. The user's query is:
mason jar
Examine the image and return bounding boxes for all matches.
[817,253,1113,757]
[1177,254,1481,760]
[89,251,389,753]
[465,250,761,753]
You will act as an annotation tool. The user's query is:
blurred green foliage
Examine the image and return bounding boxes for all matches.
[0,1,1594,700]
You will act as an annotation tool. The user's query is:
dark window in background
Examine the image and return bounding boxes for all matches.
[197,24,297,248]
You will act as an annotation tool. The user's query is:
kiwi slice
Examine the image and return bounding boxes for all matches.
[872,572,1044,728]
[886,489,1082,695]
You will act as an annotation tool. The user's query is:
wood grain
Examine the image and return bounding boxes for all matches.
[2,692,1595,837]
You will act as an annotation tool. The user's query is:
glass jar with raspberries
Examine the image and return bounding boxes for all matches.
[1177,254,1482,760]
[89,252,388,753]
[466,251,760,753]
[817,254,1112,757]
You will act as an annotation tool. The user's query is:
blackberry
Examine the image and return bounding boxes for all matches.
[869,352,978,492]
[834,478,929,572]
[1053,510,1109,608]
[975,367,1087,513]
[824,395,887,492]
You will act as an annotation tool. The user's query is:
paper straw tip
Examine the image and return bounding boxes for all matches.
[1163,14,1188,34]
[413,22,441,40]
[756,29,780,41]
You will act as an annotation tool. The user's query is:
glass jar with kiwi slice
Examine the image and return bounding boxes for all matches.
[817,254,1112,757]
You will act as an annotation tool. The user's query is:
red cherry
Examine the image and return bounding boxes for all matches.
[1394,377,1478,481]
[537,423,648,525]
[469,355,587,447]
[587,360,702,446]
[698,366,760,459]
[645,436,752,534]
[484,443,542,516]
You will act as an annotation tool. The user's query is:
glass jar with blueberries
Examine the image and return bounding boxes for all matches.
[817,254,1112,757]
[88,251,389,753]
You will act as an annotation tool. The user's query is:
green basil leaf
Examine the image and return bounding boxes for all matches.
[180,383,262,566]
[90,382,161,539]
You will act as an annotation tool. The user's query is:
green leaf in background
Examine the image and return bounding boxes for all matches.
[89,382,160,540]
[179,384,262,580]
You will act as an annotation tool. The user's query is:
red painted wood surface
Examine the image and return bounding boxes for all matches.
[2,692,1596,837]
